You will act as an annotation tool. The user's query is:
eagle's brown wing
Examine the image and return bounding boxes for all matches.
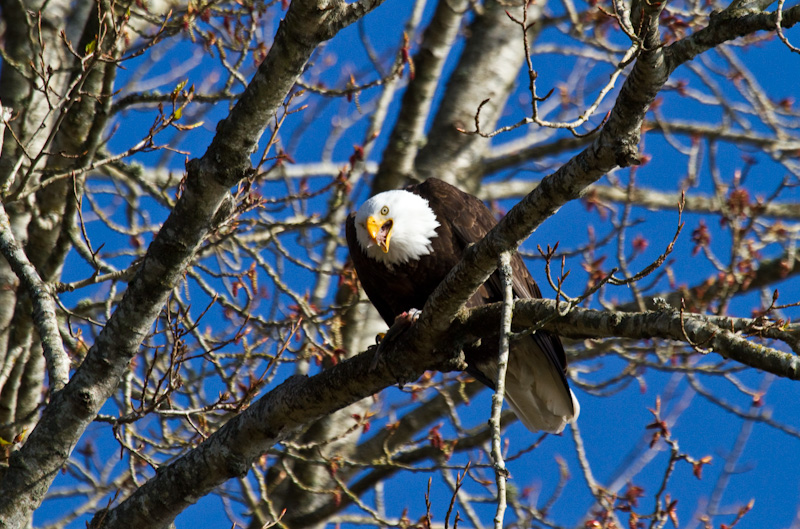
[413,178,577,432]
[347,178,577,432]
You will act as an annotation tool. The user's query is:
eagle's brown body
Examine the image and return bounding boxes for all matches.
[346,178,576,432]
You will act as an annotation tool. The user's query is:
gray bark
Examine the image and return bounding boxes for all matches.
[0,1,387,526]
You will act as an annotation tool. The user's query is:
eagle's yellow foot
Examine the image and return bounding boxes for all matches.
[370,309,422,370]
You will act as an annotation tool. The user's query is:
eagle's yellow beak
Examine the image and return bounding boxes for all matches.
[366,215,393,253]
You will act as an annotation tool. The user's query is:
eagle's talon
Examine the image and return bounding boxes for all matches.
[370,309,422,370]
[388,308,422,338]
[404,308,422,323]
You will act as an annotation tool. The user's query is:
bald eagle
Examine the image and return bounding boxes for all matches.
[346,178,579,433]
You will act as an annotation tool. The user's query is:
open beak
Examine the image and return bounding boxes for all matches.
[366,216,393,253]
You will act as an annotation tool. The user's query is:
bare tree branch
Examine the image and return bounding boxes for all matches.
[457,299,800,379]
[0,0,387,524]
[0,202,69,391]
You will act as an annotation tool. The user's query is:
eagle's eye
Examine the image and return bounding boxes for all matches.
[380,206,389,216]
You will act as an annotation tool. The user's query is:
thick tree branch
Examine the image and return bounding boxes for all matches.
[0,0,386,525]
[92,284,800,528]
[456,299,800,380]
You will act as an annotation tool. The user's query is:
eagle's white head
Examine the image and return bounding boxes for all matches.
[353,189,440,266]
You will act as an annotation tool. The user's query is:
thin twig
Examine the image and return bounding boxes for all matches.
[491,252,514,529]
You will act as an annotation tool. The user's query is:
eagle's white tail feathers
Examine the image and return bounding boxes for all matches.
[483,340,580,433]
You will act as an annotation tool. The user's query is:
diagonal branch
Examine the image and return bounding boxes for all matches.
[91,279,800,528]
[409,1,668,341]
[0,0,387,526]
